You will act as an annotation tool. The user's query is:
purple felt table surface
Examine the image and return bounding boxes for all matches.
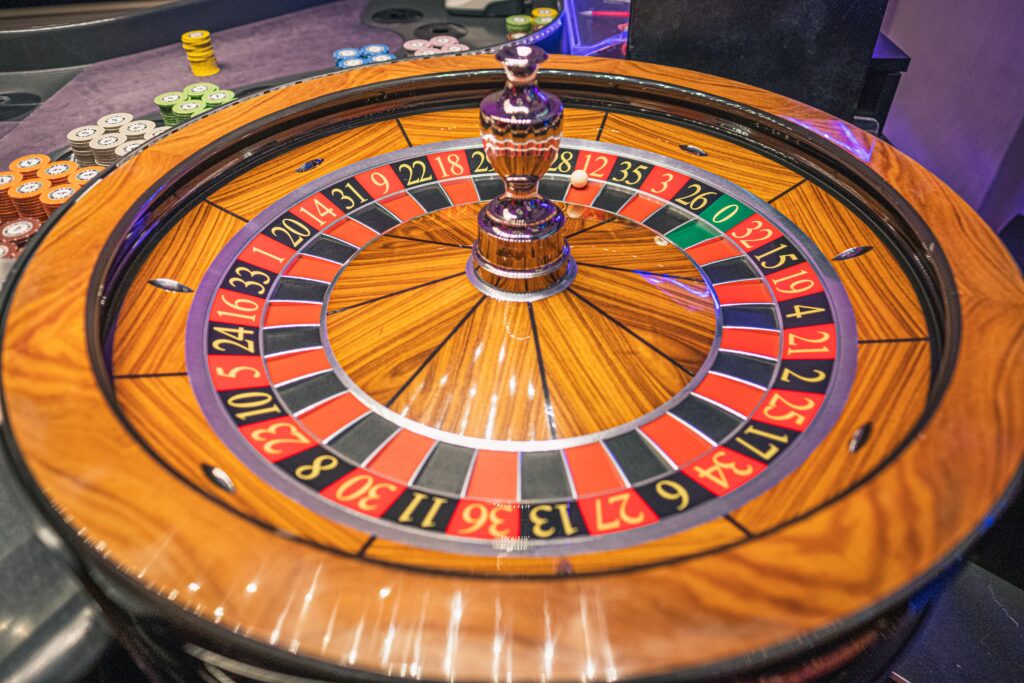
[0,0,400,162]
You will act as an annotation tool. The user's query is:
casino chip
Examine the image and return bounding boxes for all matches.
[200,90,235,108]
[369,54,397,63]
[9,154,50,178]
[333,48,361,60]
[338,57,367,69]
[184,82,219,99]
[531,7,558,19]
[442,44,470,53]
[67,125,102,165]
[0,171,22,220]
[70,166,103,186]
[40,185,78,216]
[402,39,430,52]
[40,160,78,184]
[0,238,19,260]
[120,119,157,140]
[413,48,441,56]
[506,14,534,35]
[428,35,459,47]
[181,30,220,77]
[89,132,128,166]
[154,92,187,126]
[170,101,206,125]
[0,217,41,245]
[360,43,391,57]
[7,178,50,219]
[143,127,171,141]
[115,141,144,160]
[97,112,134,132]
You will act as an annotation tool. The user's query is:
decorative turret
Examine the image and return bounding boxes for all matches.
[469,45,575,299]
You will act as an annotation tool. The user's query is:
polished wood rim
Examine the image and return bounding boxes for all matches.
[2,55,1022,681]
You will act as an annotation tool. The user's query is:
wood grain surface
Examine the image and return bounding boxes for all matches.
[329,204,715,442]
[600,113,804,201]
[206,121,409,220]
[3,54,1021,682]
[112,201,243,376]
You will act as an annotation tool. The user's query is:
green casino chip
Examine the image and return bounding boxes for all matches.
[200,89,235,108]
[184,82,220,99]
[170,100,207,125]
[506,14,533,32]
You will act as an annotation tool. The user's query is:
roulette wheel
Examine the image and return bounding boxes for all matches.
[1,45,1022,681]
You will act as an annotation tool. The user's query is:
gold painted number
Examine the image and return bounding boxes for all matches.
[330,181,367,210]
[433,153,465,178]
[761,393,818,427]
[210,325,255,353]
[248,421,312,455]
[730,220,774,249]
[295,454,339,480]
[552,150,574,174]
[333,474,398,513]
[295,198,338,227]
[674,183,715,211]
[226,390,281,421]
[755,243,799,270]
[227,266,271,295]
[779,367,827,384]
[457,503,512,537]
[470,149,493,173]
[269,217,312,248]
[611,160,649,186]
[397,160,432,185]
[396,492,448,528]
[655,480,691,511]
[529,503,579,538]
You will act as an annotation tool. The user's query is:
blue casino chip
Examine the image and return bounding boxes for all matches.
[332,48,361,60]
[369,54,397,63]
[360,43,391,56]
[337,57,368,69]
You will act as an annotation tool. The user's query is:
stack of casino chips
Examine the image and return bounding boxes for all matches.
[0,236,20,262]
[534,15,556,31]
[67,125,103,165]
[39,184,78,216]
[506,14,533,39]
[0,216,39,285]
[114,140,145,161]
[334,44,397,68]
[154,91,188,126]
[1,217,41,246]
[0,233,18,286]
[201,89,235,109]
[171,100,207,123]
[9,153,49,179]
[89,132,128,166]
[0,171,22,220]
[7,178,50,219]
[97,112,133,132]
[40,159,78,186]
[404,35,470,57]
[143,126,171,141]
[181,30,220,77]
[119,119,156,141]
[70,166,103,187]
[184,82,218,100]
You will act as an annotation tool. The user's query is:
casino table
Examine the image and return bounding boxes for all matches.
[1,41,1023,682]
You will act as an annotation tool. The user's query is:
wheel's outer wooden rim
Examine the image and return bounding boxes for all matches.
[2,55,1022,681]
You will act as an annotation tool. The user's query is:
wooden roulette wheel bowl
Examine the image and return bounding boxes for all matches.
[1,51,1022,681]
